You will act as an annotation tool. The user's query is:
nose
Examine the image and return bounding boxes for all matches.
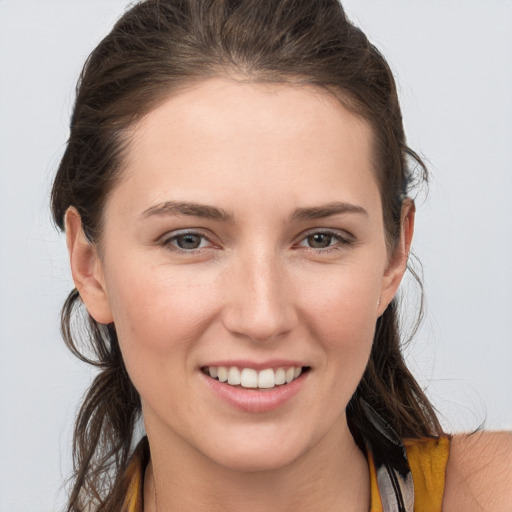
[221,250,298,343]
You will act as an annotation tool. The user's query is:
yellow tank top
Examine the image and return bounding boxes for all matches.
[121,435,451,511]
[368,436,451,512]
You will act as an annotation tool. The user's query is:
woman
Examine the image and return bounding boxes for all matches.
[51,0,511,510]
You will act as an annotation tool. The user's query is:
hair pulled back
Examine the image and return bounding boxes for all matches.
[51,1,441,510]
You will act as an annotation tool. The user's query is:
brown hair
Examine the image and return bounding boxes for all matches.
[51,1,441,510]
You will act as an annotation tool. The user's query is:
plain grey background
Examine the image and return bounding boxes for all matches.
[1,1,511,510]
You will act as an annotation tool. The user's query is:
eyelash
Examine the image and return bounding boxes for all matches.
[160,230,215,254]
[159,229,354,255]
[294,229,354,254]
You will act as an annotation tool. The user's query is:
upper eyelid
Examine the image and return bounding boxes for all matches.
[295,227,354,242]
[160,228,213,241]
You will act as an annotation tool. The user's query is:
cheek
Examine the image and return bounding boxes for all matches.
[298,263,381,338]
[104,262,220,375]
[297,264,381,380]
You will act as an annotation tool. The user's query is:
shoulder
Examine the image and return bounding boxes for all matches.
[443,431,512,512]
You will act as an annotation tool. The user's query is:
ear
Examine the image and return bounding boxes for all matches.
[65,207,113,324]
[377,199,415,316]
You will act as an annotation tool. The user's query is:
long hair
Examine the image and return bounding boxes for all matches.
[51,1,441,510]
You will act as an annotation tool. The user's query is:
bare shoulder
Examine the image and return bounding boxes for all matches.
[443,431,512,511]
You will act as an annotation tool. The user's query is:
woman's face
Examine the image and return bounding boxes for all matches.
[71,79,410,472]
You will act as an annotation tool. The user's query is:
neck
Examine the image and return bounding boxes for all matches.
[143,417,370,512]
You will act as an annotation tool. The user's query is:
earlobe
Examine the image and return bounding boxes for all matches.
[65,207,114,324]
[377,199,416,316]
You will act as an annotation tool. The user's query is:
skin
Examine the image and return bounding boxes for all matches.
[444,431,512,511]
[66,78,511,511]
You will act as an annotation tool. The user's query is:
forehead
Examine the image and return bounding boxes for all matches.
[112,78,380,218]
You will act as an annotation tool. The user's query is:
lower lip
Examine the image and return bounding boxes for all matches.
[202,371,308,413]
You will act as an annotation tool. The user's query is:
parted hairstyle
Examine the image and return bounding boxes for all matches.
[51,1,442,510]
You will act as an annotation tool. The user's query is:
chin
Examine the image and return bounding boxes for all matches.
[198,427,314,473]
[209,445,303,473]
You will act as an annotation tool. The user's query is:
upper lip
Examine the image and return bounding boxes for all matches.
[200,360,310,371]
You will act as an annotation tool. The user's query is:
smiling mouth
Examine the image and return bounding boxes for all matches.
[201,366,311,390]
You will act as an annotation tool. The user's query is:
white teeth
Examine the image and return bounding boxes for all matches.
[240,368,258,388]
[258,368,275,389]
[228,367,241,385]
[206,366,305,389]
[275,367,286,385]
[217,366,228,382]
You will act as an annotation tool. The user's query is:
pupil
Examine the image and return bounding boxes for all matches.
[309,233,331,248]
[177,234,201,249]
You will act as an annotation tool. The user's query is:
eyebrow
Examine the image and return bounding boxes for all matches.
[141,201,233,221]
[140,200,367,222]
[291,202,368,221]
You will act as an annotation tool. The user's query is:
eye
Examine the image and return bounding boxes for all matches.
[161,231,213,252]
[305,233,335,249]
[296,230,353,252]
